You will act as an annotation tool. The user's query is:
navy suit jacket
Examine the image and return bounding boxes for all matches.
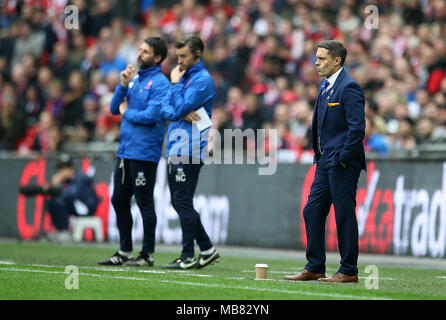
[312,68,366,171]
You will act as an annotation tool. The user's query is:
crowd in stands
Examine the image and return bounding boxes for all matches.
[0,0,446,162]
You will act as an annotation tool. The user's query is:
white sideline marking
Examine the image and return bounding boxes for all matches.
[243,269,298,274]
[9,263,397,280]
[358,276,396,280]
[242,269,396,280]
[0,266,393,300]
[30,264,211,277]
[242,269,336,274]
[226,277,247,280]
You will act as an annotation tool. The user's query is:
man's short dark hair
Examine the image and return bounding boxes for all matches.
[317,40,347,66]
[56,153,74,170]
[175,35,205,59]
[144,37,168,64]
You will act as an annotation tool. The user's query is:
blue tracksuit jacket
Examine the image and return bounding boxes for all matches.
[160,60,216,161]
[110,64,170,163]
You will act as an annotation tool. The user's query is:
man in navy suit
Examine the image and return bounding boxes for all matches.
[285,40,366,283]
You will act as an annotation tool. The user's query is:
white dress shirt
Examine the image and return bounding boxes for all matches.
[325,67,343,91]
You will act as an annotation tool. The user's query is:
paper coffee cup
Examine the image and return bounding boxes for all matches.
[255,264,268,280]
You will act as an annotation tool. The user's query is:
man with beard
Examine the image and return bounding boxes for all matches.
[98,37,170,267]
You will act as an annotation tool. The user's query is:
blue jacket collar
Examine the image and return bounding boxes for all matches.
[138,64,161,78]
[184,59,205,78]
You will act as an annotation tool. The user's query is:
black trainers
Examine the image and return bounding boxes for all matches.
[97,251,132,266]
[161,257,197,269]
[196,250,220,269]
[123,252,154,267]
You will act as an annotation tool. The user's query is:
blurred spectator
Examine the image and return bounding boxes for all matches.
[22,84,44,127]
[273,102,303,155]
[117,26,139,65]
[403,0,425,26]
[98,27,127,76]
[180,0,215,41]
[395,117,417,151]
[0,0,446,161]
[61,71,86,127]
[50,41,75,82]
[225,87,246,128]
[45,79,64,121]
[43,153,98,242]
[242,93,263,132]
[81,94,99,142]
[80,45,102,76]
[69,31,87,68]
[212,106,234,135]
[337,6,360,41]
[252,1,282,37]
[95,93,120,142]
[37,66,53,101]
[273,103,289,129]
[289,100,312,150]
[209,41,242,86]
[11,63,31,114]
[31,111,63,155]
[12,55,44,127]
[416,117,435,144]
[364,116,389,154]
[210,106,234,150]
[88,0,117,37]
[115,0,140,22]
[10,19,45,67]
[242,92,264,150]
[209,68,230,105]
[207,0,234,19]
[0,93,26,150]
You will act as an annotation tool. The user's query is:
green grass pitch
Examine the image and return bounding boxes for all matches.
[0,241,445,300]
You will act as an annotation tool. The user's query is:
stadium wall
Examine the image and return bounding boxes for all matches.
[1,157,445,259]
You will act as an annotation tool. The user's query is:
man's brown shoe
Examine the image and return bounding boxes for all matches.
[284,269,326,281]
[319,272,358,283]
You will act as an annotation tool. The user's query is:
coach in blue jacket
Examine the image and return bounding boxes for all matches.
[160,35,220,270]
[285,40,366,283]
[98,37,170,267]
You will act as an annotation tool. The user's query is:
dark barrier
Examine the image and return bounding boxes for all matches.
[1,157,445,258]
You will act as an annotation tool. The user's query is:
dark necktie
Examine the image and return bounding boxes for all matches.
[320,79,330,98]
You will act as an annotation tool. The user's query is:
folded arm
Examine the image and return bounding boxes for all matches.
[123,81,170,125]
[110,83,129,115]
[161,79,210,121]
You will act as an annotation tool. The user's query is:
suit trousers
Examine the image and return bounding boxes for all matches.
[303,159,361,276]
[111,158,158,254]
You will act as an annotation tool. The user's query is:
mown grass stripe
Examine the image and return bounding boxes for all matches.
[0,266,393,300]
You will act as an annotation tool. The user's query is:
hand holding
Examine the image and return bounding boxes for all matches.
[182,111,201,122]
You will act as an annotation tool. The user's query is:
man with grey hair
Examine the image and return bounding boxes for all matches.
[285,40,366,283]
